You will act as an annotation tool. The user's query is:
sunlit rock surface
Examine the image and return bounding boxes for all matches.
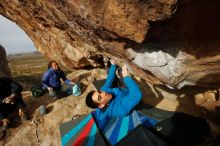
[1,0,220,88]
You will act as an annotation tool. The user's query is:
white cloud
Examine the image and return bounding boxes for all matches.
[0,15,37,54]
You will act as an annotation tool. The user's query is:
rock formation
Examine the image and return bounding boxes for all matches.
[1,0,220,88]
[0,44,11,78]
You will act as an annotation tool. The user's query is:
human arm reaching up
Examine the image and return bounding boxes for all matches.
[101,59,117,91]
[120,65,142,115]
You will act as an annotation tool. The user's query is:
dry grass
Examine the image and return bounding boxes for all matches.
[9,56,48,76]
[8,53,70,90]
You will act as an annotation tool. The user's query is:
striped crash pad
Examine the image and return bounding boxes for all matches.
[60,114,107,146]
[60,110,159,146]
[96,110,158,145]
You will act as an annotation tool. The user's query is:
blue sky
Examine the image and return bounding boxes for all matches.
[0,15,37,54]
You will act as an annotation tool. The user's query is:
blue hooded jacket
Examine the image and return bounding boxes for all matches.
[92,65,142,129]
[42,68,71,90]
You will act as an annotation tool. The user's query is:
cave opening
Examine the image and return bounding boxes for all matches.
[0,15,50,90]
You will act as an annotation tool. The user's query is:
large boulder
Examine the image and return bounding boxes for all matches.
[1,0,220,88]
[0,44,11,78]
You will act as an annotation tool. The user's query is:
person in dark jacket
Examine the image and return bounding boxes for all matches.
[0,78,28,131]
[42,61,75,98]
[85,59,142,128]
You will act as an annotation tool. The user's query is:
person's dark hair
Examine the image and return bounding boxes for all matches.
[48,61,57,69]
[86,91,98,109]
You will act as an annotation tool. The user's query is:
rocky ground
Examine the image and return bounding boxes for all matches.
[0,54,220,146]
[0,68,104,146]
[0,67,220,146]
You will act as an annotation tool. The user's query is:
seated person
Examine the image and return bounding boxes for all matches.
[0,78,28,132]
[42,61,75,98]
[85,59,142,128]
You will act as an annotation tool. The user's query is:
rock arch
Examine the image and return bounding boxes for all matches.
[1,0,220,88]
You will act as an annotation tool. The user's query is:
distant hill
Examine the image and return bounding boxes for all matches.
[7,51,43,59]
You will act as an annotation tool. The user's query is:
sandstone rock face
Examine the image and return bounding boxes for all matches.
[1,0,220,88]
[0,44,11,78]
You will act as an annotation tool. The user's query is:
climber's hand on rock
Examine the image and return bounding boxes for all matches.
[122,65,129,77]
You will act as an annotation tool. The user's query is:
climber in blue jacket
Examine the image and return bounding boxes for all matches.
[85,59,142,128]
